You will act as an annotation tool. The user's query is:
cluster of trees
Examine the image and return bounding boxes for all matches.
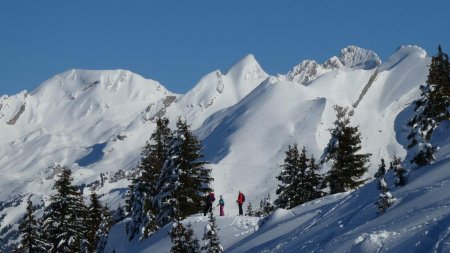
[373,157,406,214]
[245,193,276,218]
[274,105,371,211]
[17,117,215,252]
[125,117,213,241]
[275,144,324,209]
[17,168,113,253]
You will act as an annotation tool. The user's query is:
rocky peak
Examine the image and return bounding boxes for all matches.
[337,45,381,69]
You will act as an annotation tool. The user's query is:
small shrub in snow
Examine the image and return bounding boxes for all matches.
[201,212,223,253]
[390,156,407,187]
[255,194,276,218]
[376,177,395,214]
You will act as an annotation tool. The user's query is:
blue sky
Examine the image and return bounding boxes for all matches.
[1,0,449,95]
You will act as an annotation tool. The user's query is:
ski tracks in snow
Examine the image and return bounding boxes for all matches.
[230,216,259,236]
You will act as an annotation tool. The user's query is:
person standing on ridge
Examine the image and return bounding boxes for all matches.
[217,195,225,216]
[236,191,245,215]
[204,192,215,216]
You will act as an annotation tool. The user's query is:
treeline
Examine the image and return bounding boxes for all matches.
[16,116,214,253]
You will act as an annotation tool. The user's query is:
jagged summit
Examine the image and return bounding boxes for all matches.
[286,45,381,85]
[338,45,381,69]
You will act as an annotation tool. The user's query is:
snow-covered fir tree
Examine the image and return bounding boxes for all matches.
[390,156,407,187]
[169,217,200,253]
[201,212,223,253]
[275,144,305,209]
[40,167,86,253]
[17,197,48,253]
[407,46,450,167]
[156,118,213,224]
[96,205,113,253]
[321,106,371,194]
[255,194,276,218]
[85,192,113,252]
[305,155,324,201]
[126,117,172,240]
[375,175,394,214]
[85,192,103,253]
[275,145,323,209]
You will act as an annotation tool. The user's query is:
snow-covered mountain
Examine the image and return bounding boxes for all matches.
[0,45,442,252]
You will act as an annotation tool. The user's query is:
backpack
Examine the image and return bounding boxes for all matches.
[242,193,245,202]
[210,193,216,202]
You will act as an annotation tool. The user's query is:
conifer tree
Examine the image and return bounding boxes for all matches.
[305,155,324,200]
[157,118,213,223]
[18,197,48,253]
[201,212,223,253]
[85,192,102,253]
[127,117,171,240]
[169,217,200,253]
[390,156,407,187]
[374,159,386,179]
[322,106,371,194]
[275,144,304,209]
[407,46,450,167]
[96,205,113,253]
[40,167,86,253]
[375,176,394,214]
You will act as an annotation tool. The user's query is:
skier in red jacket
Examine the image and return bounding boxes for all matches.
[236,191,245,215]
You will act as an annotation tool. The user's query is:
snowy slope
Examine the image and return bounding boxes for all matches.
[164,54,269,129]
[227,123,450,253]
[0,69,172,200]
[108,122,450,253]
[105,215,260,253]
[0,45,437,252]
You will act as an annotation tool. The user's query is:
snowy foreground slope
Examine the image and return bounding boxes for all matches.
[108,137,450,253]
[0,45,440,251]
